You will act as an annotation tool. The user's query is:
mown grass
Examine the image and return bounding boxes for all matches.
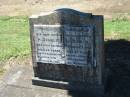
[104,18,130,39]
[0,16,30,61]
[0,16,130,61]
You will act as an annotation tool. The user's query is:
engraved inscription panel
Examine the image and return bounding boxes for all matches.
[34,25,94,66]
[64,26,94,66]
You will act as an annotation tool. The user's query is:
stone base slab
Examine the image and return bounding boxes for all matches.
[32,77,104,97]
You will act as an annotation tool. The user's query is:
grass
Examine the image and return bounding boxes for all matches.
[0,16,130,61]
[0,16,30,61]
[104,18,130,39]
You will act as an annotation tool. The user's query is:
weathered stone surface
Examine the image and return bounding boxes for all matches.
[29,8,104,95]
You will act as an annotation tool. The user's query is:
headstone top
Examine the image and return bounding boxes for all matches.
[55,8,92,17]
[30,8,93,25]
[30,8,92,18]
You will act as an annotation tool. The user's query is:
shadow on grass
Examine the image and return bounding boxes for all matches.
[68,39,130,97]
[105,39,130,97]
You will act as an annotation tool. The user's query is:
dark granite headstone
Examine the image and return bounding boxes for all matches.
[29,8,104,96]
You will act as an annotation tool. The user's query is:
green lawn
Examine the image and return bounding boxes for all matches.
[0,16,30,61]
[0,16,130,61]
[104,19,130,39]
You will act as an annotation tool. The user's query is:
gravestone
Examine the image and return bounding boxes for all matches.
[29,8,104,96]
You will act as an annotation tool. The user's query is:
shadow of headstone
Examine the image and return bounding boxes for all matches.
[105,39,130,97]
[67,39,130,97]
